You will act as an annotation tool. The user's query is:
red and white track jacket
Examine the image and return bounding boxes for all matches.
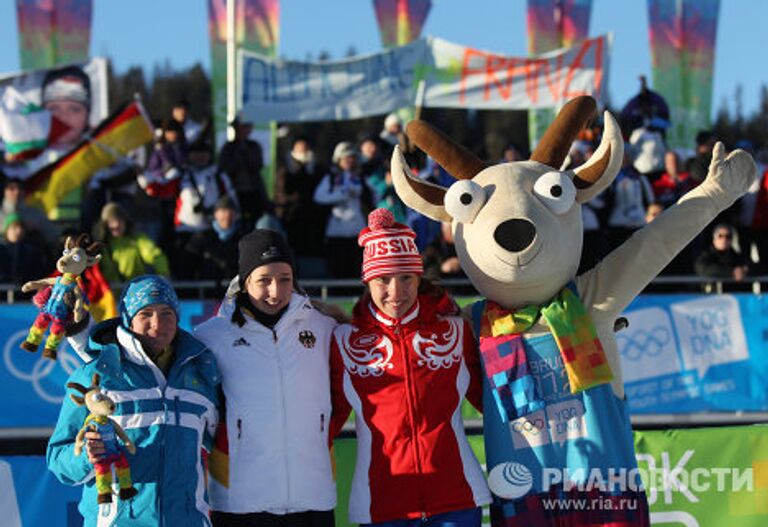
[330,293,491,524]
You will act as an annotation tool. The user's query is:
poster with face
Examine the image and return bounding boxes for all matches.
[0,57,108,159]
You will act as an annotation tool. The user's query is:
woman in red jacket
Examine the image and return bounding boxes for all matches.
[330,209,490,527]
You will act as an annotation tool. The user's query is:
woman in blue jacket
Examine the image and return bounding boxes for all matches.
[47,275,221,526]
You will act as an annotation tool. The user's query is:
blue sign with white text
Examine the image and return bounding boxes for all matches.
[618,293,768,413]
[0,301,218,428]
[0,294,767,429]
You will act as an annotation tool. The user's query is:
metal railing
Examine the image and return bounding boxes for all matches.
[1,276,767,304]
[5,412,766,443]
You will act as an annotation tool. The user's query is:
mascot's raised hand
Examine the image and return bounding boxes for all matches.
[704,141,756,197]
[391,95,757,526]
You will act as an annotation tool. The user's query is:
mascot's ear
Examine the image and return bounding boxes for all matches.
[573,111,624,203]
[67,381,88,406]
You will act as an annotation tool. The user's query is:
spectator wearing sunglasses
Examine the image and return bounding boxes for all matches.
[694,223,751,292]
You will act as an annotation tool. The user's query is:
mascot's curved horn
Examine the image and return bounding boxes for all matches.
[391,146,453,222]
[530,95,623,203]
[530,95,597,168]
[391,95,623,220]
[391,120,488,222]
[572,110,624,203]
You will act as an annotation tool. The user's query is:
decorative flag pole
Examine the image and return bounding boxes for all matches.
[16,0,93,71]
[208,0,280,197]
[374,0,431,48]
[647,0,720,148]
[226,0,237,140]
[372,0,432,133]
[526,0,592,150]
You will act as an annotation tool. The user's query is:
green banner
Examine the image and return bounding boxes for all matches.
[332,425,768,525]
[647,0,721,148]
[635,426,768,525]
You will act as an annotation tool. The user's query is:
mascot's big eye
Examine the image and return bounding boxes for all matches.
[90,393,105,403]
[533,171,576,215]
[71,253,81,262]
[444,180,486,224]
[62,248,69,256]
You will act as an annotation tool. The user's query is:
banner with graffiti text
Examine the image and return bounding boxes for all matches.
[619,293,768,414]
[239,34,609,123]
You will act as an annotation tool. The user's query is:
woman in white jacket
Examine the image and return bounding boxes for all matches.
[194,229,339,527]
[313,141,372,278]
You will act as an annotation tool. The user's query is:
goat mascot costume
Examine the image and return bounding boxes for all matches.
[391,96,757,526]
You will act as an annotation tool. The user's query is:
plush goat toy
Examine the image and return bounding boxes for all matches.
[20,234,102,360]
[392,96,756,525]
[69,373,138,505]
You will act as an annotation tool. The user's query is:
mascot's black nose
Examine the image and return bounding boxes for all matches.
[494,219,536,252]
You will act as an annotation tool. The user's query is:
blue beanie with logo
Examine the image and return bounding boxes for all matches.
[119,275,180,327]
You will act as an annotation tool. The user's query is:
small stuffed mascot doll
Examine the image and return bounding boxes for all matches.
[69,374,138,504]
[20,233,102,360]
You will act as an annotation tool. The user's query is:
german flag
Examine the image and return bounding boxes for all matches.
[24,99,154,214]
[209,419,230,488]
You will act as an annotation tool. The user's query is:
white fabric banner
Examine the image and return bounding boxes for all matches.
[239,35,609,123]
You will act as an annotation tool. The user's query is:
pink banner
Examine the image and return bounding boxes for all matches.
[373,0,432,48]
[526,0,593,147]
[208,0,279,54]
[647,0,720,147]
[527,0,592,54]
[16,0,93,70]
[207,0,280,148]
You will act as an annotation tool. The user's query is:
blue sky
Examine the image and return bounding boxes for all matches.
[0,0,764,118]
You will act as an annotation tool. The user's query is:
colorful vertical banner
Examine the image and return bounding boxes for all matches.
[208,0,279,197]
[647,0,720,148]
[373,0,432,48]
[372,0,432,134]
[16,0,93,71]
[526,0,592,149]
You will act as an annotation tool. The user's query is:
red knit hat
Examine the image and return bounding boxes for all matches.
[358,209,423,282]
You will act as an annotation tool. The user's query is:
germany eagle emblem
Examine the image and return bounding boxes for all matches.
[298,330,317,349]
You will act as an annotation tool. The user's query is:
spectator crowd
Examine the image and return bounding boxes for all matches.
[1,94,767,295]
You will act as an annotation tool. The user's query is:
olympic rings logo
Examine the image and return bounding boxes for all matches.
[617,326,671,362]
[511,418,546,436]
[3,329,81,404]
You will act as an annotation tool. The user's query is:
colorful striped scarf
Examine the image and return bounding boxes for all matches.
[476,283,613,422]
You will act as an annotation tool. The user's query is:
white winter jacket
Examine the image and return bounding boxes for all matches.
[313,171,367,238]
[194,291,338,514]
